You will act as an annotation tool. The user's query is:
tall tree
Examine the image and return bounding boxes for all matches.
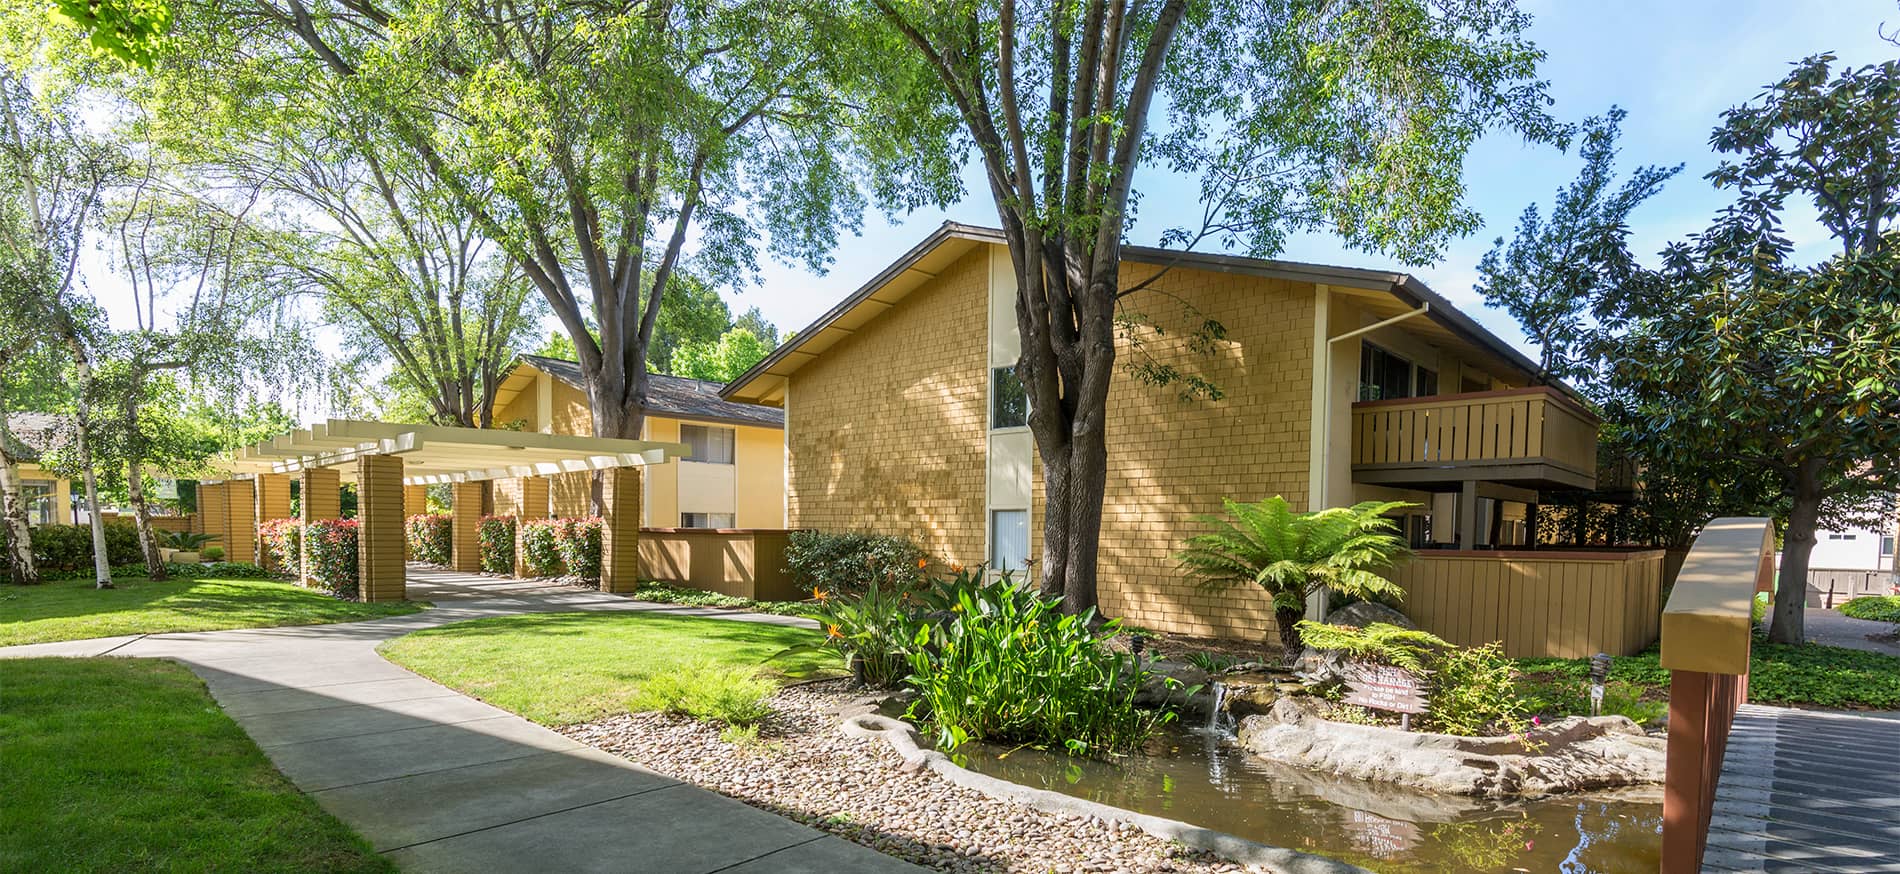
[863,0,1560,611]
[168,0,897,451]
[670,325,773,383]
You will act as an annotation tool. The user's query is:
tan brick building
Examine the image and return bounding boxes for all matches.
[725,224,1628,647]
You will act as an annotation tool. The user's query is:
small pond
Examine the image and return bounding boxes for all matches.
[948,724,1661,872]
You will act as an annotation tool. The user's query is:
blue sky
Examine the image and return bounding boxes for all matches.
[738,0,1900,354]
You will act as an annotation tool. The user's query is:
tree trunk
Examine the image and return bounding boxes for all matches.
[127,456,167,580]
[1274,606,1305,664]
[0,450,38,585]
[70,356,113,589]
[1768,461,1825,645]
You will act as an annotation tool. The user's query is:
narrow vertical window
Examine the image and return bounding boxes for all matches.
[990,509,1029,571]
[991,366,1028,429]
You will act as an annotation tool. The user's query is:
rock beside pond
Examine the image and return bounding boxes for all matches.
[1212,669,1304,717]
[1135,659,1212,715]
[1327,601,1417,630]
[1236,699,1664,799]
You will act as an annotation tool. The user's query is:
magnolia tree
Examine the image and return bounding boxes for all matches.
[859,0,1563,612]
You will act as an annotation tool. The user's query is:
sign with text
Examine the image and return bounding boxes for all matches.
[1341,663,1429,715]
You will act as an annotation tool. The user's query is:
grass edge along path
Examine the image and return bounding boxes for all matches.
[0,658,393,873]
[1516,636,1900,711]
[0,574,424,647]
[380,610,843,726]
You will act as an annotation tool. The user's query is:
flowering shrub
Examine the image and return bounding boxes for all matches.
[480,515,516,574]
[554,517,602,581]
[405,514,452,566]
[519,519,565,576]
[258,519,303,578]
[304,519,360,600]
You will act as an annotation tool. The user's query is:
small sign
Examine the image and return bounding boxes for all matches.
[154,478,179,500]
[1341,663,1430,716]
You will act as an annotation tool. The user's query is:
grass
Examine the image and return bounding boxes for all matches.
[1516,635,1900,711]
[379,611,843,725]
[0,574,424,646]
[0,658,392,873]
[1840,595,1900,624]
[625,581,820,617]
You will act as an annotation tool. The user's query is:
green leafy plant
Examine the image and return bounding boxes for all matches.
[479,516,516,575]
[27,523,143,571]
[1841,595,1900,624]
[303,519,360,600]
[627,582,818,617]
[630,660,776,727]
[904,573,1166,756]
[1295,621,1448,671]
[1427,643,1529,737]
[405,515,452,566]
[1181,651,1240,674]
[257,519,302,577]
[804,577,920,688]
[519,519,564,576]
[1177,497,1413,659]
[552,517,602,581]
[201,545,225,562]
[158,530,221,551]
[785,530,926,596]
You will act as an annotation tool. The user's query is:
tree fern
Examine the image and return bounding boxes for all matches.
[1176,496,1414,658]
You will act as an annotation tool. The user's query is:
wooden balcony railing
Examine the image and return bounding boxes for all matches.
[1659,517,1774,874]
[1350,386,1598,490]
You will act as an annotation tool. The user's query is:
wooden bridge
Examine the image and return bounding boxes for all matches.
[1660,518,1900,873]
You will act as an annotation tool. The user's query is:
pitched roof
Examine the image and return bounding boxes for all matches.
[3,412,69,462]
[515,354,784,429]
[721,221,1579,408]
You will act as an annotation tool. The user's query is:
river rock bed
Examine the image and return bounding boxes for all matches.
[559,680,1261,873]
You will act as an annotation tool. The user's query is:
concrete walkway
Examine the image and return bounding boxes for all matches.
[1,567,919,873]
[1802,608,1900,657]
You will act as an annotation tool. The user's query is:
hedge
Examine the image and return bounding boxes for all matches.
[39,561,274,583]
[518,517,602,580]
[258,518,302,578]
[480,515,516,574]
[405,514,452,566]
[305,519,360,600]
[27,522,143,571]
[785,530,926,595]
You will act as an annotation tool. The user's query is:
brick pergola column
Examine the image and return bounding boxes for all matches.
[224,479,256,564]
[514,476,548,578]
[599,467,642,593]
[356,455,406,602]
[450,481,484,573]
[255,473,291,572]
[299,467,341,588]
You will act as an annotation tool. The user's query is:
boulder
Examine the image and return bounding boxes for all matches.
[1236,698,1665,799]
[1135,659,1212,716]
[1328,601,1417,630]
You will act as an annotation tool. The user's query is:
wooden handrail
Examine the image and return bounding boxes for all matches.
[1659,517,1774,874]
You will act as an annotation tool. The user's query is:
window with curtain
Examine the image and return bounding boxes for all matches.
[680,512,735,529]
[680,424,735,464]
[990,509,1029,571]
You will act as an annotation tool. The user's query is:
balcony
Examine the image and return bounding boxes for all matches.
[1350,386,1598,491]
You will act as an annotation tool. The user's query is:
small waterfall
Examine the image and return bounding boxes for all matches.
[1203,680,1236,736]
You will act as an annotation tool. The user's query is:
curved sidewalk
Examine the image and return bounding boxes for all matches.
[1,567,918,874]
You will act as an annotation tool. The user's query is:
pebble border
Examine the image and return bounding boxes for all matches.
[840,713,1372,874]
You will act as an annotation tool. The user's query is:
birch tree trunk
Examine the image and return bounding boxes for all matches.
[127,456,167,580]
[0,378,41,585]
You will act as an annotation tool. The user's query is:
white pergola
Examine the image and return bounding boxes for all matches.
[217,419,686,485]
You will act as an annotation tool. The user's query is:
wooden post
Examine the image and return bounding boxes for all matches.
[1457,480,1480,549]
[298,467,341,588]
[515,476,548,579]
[356,455,406,602]
[450,481,483,573]
[599,467,642,593]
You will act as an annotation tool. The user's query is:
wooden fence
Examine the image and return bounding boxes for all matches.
[1383,548,1665,658]
[1660,517,1775,874]
[1805,568,1896,607]
[636,527,802,601]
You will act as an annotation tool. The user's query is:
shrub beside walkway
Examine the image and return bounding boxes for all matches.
[0,567,918,874]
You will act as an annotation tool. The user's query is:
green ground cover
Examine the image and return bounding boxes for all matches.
[1516,636,1900,711]
[379,611,842,725]
[1840,595,1900,624]
[0,658,392,872]
[0,574,423,646]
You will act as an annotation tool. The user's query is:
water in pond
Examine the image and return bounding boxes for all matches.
[949,724,1661,872]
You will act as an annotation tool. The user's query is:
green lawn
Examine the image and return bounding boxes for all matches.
[380,611,843,725]
[1517,636,1900,711]
[0,575,425,646]
[0,658,392,873]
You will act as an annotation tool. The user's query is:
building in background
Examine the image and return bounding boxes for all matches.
[492,355,785,529]
[3,413,75,526]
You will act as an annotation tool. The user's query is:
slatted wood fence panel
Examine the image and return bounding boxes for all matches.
[1385,550,1665,657]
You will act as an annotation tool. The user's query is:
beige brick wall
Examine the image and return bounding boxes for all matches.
[787,246,990,564]
[357,455,406,602]
[785,246,1314,643]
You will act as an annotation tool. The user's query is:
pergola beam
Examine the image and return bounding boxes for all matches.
[214,419,685,486]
